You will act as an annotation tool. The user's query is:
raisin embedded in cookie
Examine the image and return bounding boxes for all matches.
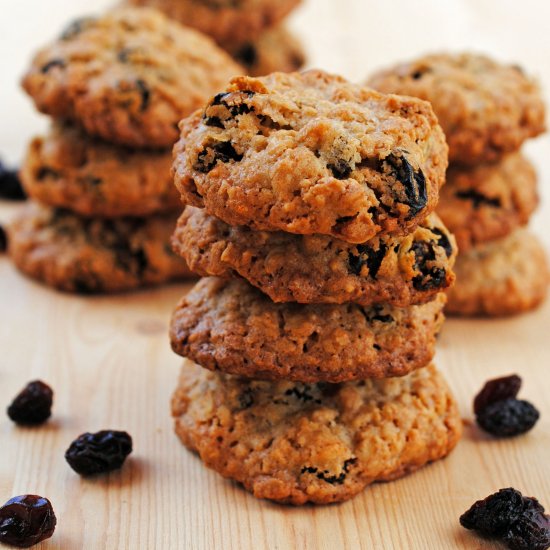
[172,207,456,307]
[173,70,448,243]
[123,0,301,46]
[21,8,243,148]
[226,25,305,77]
[368,52,546,166]
[170,277,446,382]
[20,123,180,218]
[438,153,538,252]
[172,360,462,505]
[8,202,191,293]
[446,229,549,317]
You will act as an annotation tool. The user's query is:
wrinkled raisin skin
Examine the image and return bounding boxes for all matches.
[65,430,133,476]
[348,243,387,278]
[7,380,53,425]
[195,142,243,173]
[0,495,56,548]
[383,154,427,217]
[477,398,539,437]
[410,240,447,291]
[474,375,522,415]
[460,488,550,550]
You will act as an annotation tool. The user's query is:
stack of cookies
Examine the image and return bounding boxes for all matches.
[369,53,549,316]
[122,0,306,76]
[169,70,462,504]
[10,7,243,293]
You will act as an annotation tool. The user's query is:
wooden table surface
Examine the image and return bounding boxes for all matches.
[1,1,550,548]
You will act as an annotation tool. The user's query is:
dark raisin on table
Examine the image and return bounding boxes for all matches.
[474,374,522,415]
[460,488,550,550]
[477,398,539,437]
[0,161,26,200]
[7,380,53,425]
[65,430,133,476]
[0,224,7,253]
[0,494,56,548]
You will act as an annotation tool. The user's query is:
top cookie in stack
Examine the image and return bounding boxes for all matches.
[369,52,549,316]
[123,0,306,76]
[169,70,462,504]
[10,7,243,293]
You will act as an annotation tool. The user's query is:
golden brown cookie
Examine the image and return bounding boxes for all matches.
[446,229,549,316]
[172,360,462,505]
[20,123,180,218]
[8,202,191,293]
[170,277,446,382]
[21,8,243,148]
[438,153,538,252]
[172,207,456,307]
[173,70,448,244]
[123,0,301,46]
[225,25,305,77]
[368,52,546,166]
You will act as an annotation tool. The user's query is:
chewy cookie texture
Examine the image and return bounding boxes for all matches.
[20,123,180,218]
[9,203,189,293]
[172,207,456,307]
[438,153,539,252]
[368,52,546,166]
[21,7,243,148]
[172,361,462,505]
[170,277,446,383]
[173,70,448,244]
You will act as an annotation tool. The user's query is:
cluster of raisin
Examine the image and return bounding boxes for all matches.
[461,488,550,550]
[474,374,539,437]
[3,380,133,547]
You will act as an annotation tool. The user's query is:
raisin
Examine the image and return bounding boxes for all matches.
[0,495,56,548]
[431,227,453,257]
[455,189,501,209]
[348,243,387,278]
[361,305,394,323]
[474,374,522,415]
[0,162,26,200]
[60,16,96,40]
[234,44,257,66]
[7,381,53,425]
[36,166,60,181]
[383,154,427,217]
[300,458,357,485]
[328,160,352,179]
[460,488,550,550]
[135,79,150,112]
[194,142,243,173]
[410,240,446,291]
[65,430,133,476]
[477,398,539,437]
[284,386,321,404]
[0,225,6,253]
[40,58,65,73]
[203,91,254,128]
[238,388,254,409]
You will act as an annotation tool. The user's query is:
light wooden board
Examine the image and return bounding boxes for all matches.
[1,0,550,548]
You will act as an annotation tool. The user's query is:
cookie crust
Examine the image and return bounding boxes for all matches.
[22,8,243,148]
[170,277,446,382]
[368,52,546,166]
[8,203,190,293]
[438,153,538,252]
[172,207,456,306]
[173,70,448,243]
[446,229,549,316]
[21,123,180,218]
[172,360,462,505]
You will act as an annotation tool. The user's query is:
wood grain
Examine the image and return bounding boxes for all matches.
[1,0,550,548]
